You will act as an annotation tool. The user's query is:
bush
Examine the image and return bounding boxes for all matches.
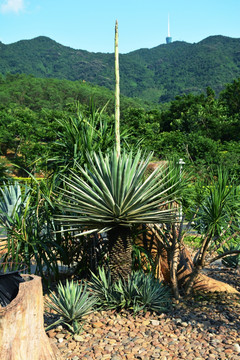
[89,267,172,314]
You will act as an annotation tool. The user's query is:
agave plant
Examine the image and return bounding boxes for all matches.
[46,279,97,333]
[88,267,119,309]
[0,180,61,279]
[56,149,178,281]
[0,182,30,229]
[218,240,240,269]
[89,267,171,313]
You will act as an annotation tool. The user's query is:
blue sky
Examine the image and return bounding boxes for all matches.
[0,0,239,53]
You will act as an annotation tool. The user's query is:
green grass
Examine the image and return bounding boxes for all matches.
[183,235,202,250]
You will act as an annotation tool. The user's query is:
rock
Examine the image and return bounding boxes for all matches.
[101,355,111,359]
[56,325,63,331]
[73,334,84,342]
[234,344,240,353]
[57,341,66,349]
[150,319,160,326]
[47,329,57,338]
[92,321,104,328]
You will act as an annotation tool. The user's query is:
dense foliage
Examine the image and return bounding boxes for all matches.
[0,35,239,315]
[0,74,240,177]
[0,71,239,301]
[1,35,240,102]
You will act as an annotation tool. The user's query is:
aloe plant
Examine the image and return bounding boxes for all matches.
[56,149,178,281]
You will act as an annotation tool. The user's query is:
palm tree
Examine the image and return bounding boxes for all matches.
[56,149,178,281]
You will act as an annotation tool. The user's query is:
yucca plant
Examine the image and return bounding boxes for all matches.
[185,168,240,294]
[47,101,115,174]
[46,279,97,333]
[56,148,179,281]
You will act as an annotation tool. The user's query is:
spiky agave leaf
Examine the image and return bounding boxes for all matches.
[55,149,179,235]
[89,267,171,313]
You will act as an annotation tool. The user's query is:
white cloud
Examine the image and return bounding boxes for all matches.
[0,0,25,14]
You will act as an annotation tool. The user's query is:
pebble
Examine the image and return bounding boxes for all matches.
[47,329,56,338]
[44,264,239,360]
[74,334,85,342]
[150,319,160,326]
[234,343,240,353]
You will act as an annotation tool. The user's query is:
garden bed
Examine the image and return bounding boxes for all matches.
[44,264,240,360]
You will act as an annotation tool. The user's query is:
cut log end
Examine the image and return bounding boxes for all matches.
[0,274,63,360]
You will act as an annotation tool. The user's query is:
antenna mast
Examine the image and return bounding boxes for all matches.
[168,14,170,37]
[166,14,172,44]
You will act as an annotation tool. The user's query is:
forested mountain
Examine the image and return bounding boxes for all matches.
[0,35,240,102]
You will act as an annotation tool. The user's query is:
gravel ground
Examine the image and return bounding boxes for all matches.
[44,265,240,360]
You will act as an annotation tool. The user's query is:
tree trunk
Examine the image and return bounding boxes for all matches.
[108,225,132,282]
[135,226,239,294]
[169,240,180,299]
[159,246,239,294]
[0,274,62,360]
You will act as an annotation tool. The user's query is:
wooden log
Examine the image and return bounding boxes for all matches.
[0,274,62,360]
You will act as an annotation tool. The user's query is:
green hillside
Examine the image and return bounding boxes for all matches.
[1,35,240,102]
[0,73,144,113]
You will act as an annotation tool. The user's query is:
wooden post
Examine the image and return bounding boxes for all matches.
[0,274,62,360]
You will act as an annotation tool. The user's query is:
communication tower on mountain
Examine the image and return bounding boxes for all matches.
[166,15,172,44]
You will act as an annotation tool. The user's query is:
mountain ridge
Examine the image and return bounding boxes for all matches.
[1,35,240,102]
